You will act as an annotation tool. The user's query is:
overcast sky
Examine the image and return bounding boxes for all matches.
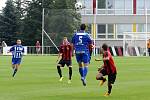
[0,0,6,11]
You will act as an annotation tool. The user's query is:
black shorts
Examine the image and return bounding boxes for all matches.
[58,59,72,67]
[100,68,117,84]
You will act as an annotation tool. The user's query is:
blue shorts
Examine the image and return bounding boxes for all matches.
[12,58,22,65]
[75,53,89,64]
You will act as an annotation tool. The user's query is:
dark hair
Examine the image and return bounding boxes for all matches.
[80,24,86,30]
[102,43,108,51]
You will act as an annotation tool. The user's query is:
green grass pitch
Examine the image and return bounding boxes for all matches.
[0,56,150,100]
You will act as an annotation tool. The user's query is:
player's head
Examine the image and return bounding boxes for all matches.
[80,24,86,30]
[102,43,108,51]
[16,39,21,45]
[63,37,69,45]
[37,41,39,43]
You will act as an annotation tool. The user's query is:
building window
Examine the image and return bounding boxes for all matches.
[125,0,133,14]
[145,0,150,14]
[97,24,106,39]
[137,0,145,14]
[137,24,145,32]
[107,0,114,14]
[148,24,150,32]
[108,24,114,34]
[117,24,132,38]
[98,0,106,9]
[115,0,125,14]
[98,24,106,33]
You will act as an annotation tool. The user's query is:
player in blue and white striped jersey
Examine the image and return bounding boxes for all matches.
[8,39,24,77]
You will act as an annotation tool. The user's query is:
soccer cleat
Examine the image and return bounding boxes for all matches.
[104,92,110,97]
[81,78,86,86]
[68,80,71,84]
[59,77,64,82]
[99,78,106,86]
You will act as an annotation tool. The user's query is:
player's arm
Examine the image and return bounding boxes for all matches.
[71,43,74,57]
[56,46,62,62]
[56,52,62,62]
[95,58,102,61]
[8,46,14,53]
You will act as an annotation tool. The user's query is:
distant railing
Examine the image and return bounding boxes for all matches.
[0,46,59,55]
[80,9,150,15]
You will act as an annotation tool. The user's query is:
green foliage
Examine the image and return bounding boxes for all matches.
[0,0,81,46]
[43,0,81,45]
[0,0,20,45]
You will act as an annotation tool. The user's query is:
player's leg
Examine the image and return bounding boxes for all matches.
[83,53,90,79]
[12,58,15,70]
[66,60,72,84]
[12,64,19,77]
[105,73,117,96]
[12,64,15,70]
[57,59,64,81]
[76,53,87,86]
[12,58,21,77]
[76,54,84,78]
[96,69,106,86]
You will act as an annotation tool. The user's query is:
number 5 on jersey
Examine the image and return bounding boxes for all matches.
[79,36,83,44]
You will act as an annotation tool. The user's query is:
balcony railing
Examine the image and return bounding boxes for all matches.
[80,9,150,15]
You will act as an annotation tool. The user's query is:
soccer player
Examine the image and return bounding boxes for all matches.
[56,37,73,84]
[8,39,24,77]
[72,24,92,86]
[96,43,117,96]
[36,41,41,55]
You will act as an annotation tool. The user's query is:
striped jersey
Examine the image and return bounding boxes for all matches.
[59,43,72,60]
[10,45,24,59]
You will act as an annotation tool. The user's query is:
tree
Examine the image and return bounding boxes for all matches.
[22,0,42,45]
[0,0,20,45]
[43,0,81,45]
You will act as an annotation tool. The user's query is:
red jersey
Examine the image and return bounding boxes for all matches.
[103,51,117,74]
[36,43,40,48]
[59,43,72,60]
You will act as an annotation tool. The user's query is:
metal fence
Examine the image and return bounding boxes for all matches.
[0,46,59,55]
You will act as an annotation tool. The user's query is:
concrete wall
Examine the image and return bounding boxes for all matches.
[81,15,150,24]
[95,40,146,48]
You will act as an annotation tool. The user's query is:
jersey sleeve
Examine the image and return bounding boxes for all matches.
[86,34,92,44]
[22,47,25,53]
[10,46,14,52]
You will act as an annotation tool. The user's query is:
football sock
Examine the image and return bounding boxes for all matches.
[12,68,18,77]
[79,67,84,79]
[57,66,62,78]
[69,67,72,80]
[84,66,88,78]
[108,84,112,94]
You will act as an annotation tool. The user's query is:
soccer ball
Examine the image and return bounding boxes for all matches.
[75,2,83,10]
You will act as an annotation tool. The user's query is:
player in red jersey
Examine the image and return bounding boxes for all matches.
[96,43,117,96]
[35,41,41,55]
[56,37,73,84]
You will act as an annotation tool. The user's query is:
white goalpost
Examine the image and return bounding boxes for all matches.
[123,32,150,56]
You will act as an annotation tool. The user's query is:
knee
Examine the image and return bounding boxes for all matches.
[108,83,112,86]
[96,75,101,80]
